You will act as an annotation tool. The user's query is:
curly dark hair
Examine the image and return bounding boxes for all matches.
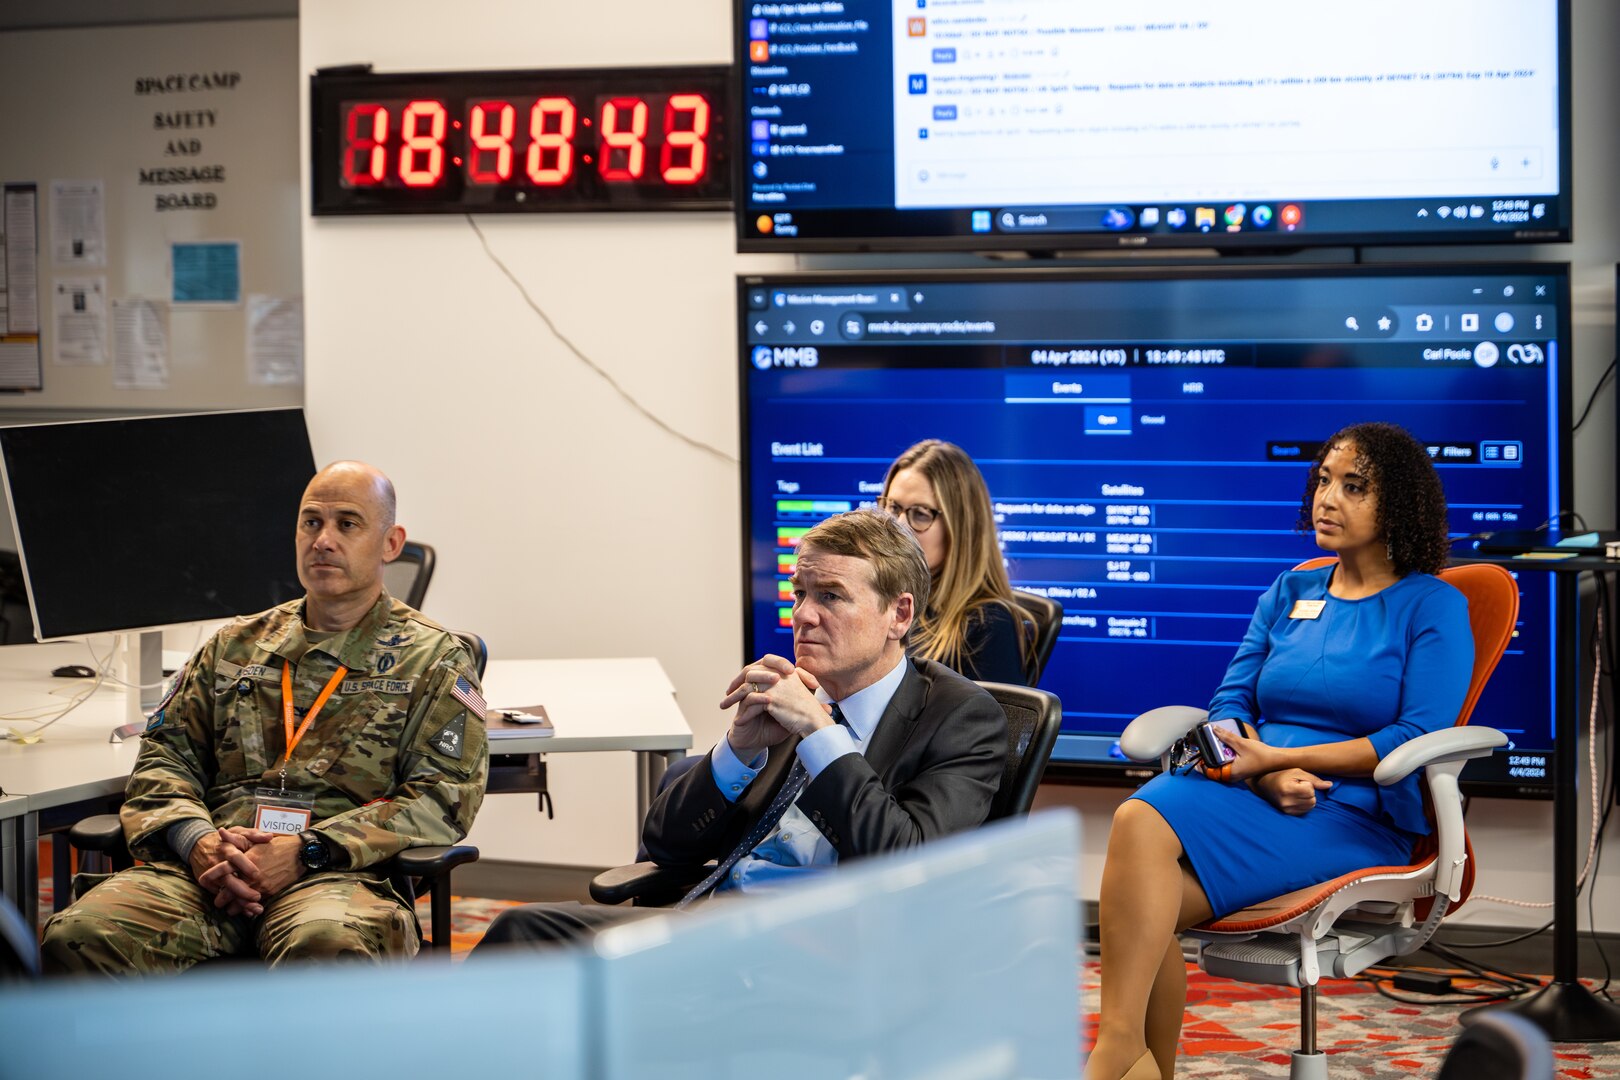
[1295,422,1451,576]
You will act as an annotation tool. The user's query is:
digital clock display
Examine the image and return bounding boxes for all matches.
[310,65,730,215]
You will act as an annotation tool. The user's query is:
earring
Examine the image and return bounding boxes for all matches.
[1386,539,1394,563]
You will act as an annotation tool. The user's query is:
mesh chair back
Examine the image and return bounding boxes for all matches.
[451,630,489,679]
[1010,591,1063,684]
[383,541,436,611]
[976,682,1062,820]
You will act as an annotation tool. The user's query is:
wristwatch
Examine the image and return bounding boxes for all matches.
[297,829,332,872]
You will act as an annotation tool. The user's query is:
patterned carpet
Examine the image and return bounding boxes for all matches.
[433,894,1620,1078]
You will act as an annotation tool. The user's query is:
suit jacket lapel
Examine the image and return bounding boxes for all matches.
[861,659,927,776]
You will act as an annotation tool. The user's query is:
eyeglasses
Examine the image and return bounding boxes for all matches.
[876,497,942,534]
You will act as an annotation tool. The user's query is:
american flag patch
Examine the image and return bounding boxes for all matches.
[451,675,486,718]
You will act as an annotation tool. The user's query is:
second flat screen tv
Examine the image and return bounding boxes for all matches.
[739,265,1571,797]
[736,0,1571,252]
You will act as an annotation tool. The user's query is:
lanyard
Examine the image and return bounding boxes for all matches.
[279,661,349,789]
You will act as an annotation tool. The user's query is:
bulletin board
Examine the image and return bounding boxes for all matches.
[0,18,302,414]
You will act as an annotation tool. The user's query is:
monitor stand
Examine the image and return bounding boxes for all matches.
[110,630,164,743]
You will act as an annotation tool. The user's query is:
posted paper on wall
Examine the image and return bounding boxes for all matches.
[0,339,42,390]
[52,276,107,365]
[112,299,170,389]
[50,180,106,267]
[171,240,241,305]
[3,184,40,334]
[247,294,303,385]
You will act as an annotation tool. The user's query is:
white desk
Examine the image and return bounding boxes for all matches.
[0,641,143,932]
[480,657,694,823]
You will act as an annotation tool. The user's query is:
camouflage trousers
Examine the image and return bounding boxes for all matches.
[39,861,418,975]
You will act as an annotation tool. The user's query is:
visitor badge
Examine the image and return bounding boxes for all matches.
[1289,599,1327,620]
[251,786,315,836]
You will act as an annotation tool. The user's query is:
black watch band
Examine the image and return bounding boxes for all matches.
[298,829,332,871]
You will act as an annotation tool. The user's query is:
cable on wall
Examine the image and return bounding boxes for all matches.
[465,214,739,467]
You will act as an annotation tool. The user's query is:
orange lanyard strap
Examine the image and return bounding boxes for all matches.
[281,661,349,766]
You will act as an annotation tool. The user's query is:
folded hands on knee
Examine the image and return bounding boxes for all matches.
[191,826,307,917]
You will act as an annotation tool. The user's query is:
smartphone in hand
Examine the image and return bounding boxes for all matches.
[1194,718,1243,765]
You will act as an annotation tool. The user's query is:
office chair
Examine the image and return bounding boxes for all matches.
[383,541,436,611]
[1437,1013,1554,1080]
[63,626,492,953]
[589,682,1064,906]
[1010,590,1064,684]
[0,891,39,981]
[451,629,488,679]
[1117,559,1519,1080]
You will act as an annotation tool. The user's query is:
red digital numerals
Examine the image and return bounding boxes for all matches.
[339,94,710,189]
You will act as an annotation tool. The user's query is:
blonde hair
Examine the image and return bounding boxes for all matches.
[882,440,1028,673]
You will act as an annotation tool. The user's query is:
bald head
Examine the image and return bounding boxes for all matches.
[305,460,397,528]
[296,460,408,628]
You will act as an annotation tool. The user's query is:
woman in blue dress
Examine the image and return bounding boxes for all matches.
[1085,423,1473,1080]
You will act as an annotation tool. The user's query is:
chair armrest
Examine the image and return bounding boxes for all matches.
[68,814,127,856]
[589,861,711,907]
[1118,706,1208,763]
[389,845,480,878]
[1373,727,1508,786]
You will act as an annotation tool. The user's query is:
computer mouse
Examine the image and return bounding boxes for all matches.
[51,664,98,679]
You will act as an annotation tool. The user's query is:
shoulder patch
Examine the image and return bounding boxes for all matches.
[451,675,485,719]
[430,713,467,759]
[149,664,187,718]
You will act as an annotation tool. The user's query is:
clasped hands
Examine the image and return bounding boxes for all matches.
[1210,725,1334,817]
[718,654,835,758]
[188,826,306,918]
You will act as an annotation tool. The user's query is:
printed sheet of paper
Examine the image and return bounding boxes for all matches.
[112,298,170,389]
[52,276,107,365]
[246,294,303,385]
[171,240,241,305]
[2,184,40,334]
[49,180,106,267]
[0,338,42,390]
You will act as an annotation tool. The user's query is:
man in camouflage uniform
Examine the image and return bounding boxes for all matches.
[40,461,488,974]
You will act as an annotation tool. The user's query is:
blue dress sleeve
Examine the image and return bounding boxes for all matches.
[1366,583,1474,759]
[1207,574,1289,725]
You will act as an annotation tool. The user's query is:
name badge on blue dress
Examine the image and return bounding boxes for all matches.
[1289,599,1327,620]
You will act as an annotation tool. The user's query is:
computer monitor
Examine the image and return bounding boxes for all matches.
[735,0,1571,253]
[0,408,316,640]
[738,265,1571,797]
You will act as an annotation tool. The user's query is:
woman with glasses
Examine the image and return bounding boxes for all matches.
[877,439,1030,684]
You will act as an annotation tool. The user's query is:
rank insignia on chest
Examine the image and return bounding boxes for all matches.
[431,713,466,759]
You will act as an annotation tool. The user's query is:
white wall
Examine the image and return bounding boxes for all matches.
[300,0,1620,929]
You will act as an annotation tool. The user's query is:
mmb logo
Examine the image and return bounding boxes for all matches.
[752,346,774,369]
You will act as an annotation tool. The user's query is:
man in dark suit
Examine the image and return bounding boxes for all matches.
[474,508,1007,948]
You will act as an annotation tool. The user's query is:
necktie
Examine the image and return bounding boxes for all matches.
[674,704,847,909]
